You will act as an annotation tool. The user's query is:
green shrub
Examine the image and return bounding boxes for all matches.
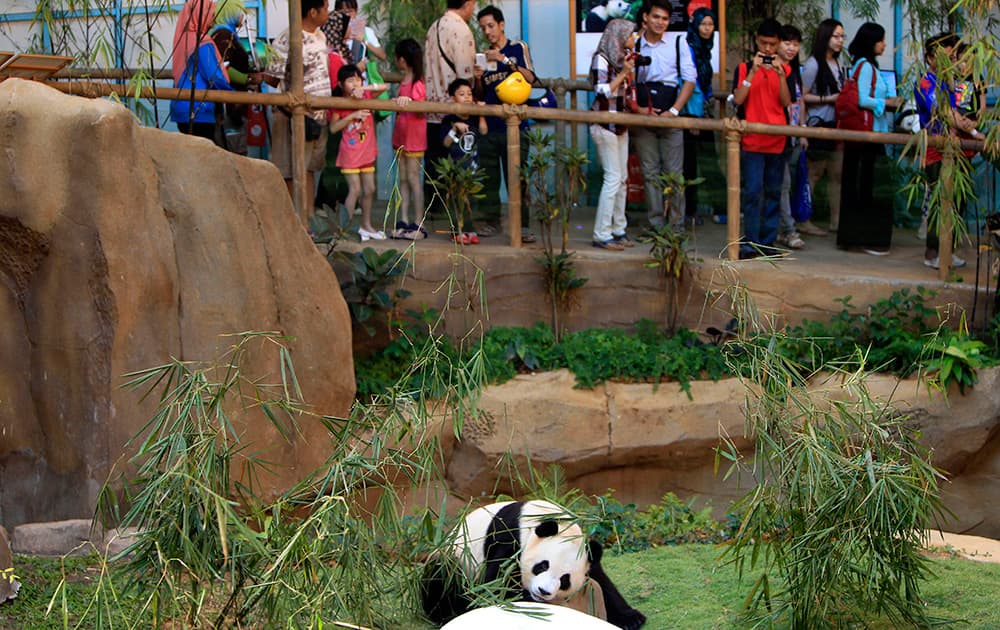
[587,492,733,554]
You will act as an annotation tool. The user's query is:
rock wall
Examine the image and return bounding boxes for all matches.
[0,80,355,529]
[444,368,1000,538]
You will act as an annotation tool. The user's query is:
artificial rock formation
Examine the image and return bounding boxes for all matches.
[446,368,1000,539]
[0,80,354,529]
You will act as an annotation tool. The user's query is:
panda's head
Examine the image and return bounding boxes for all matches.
[519,517,589,604]
[607,0,631,18]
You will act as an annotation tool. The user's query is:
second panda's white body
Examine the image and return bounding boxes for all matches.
[450,500,588,604]
[441,602,619,629]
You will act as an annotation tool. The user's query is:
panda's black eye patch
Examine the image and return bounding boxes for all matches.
[560,574,571,590]
[531,561,549,575]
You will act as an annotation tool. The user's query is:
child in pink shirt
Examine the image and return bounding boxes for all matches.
[329,64,386,241]
[391,38,428,240]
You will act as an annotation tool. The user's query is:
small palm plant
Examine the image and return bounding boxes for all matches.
[644,172,703,332]
[554,145,589,254]
[522,129,588,341]
[432,156,486,236]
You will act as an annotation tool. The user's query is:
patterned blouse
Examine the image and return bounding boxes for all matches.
[590,54,628,135]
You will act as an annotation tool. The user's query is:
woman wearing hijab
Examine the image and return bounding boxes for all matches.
[589,18,638,251]
[209,0,263,140]
[170,0,233,140]
[682,7,716,225]
[171,0,216,85]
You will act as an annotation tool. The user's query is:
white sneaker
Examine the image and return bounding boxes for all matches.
[778,232,805,249]
[358,227,387,241]
[923,254,966,269]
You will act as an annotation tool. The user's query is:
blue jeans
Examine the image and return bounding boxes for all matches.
[741,150,785,252]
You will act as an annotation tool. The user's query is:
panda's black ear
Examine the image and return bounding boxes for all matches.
[587,538,604,565]
[535,519,559,538]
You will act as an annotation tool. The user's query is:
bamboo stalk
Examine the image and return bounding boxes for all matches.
[725,128,742,261]
[507,113,523,248]
[287,0,308,225]
[42,79,985,153]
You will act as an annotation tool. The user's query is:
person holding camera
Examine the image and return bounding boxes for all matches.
[731,18,791,259]
[589,18,638,251]
[631,0,697,231]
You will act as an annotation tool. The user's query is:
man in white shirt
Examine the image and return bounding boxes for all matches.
[632,0,697,229]
[424,0,477,214]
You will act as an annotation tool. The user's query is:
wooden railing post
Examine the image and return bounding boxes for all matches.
[724,123,743,261]
[506,106,523,248]
[287,0,308,225]
[939,151,955,280]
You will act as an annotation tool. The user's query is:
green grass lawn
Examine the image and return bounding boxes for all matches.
[4,545,999,629]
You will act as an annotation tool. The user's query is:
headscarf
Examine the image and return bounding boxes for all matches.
[213,0,245,30]
[594,18,636,70]
[320,11,353,64]
[172,0,216,84]
[686,8,716,95]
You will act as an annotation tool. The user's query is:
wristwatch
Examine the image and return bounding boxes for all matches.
[741,79,753,88]
[668,107,680,116]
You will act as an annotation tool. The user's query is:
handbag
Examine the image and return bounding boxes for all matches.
[791,150,813,222]
[835,61,877,132]
[304,115,324,141]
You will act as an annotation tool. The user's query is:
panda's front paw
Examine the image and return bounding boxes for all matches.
[614,609,646,630]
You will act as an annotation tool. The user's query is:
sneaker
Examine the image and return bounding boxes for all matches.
[593,239,625,251]
[390,221,412,239]
[778,232,805,249]
[452,232,479,245]
[473,223,501,238]
[797,221,828,236]
[521,229,537,243]
[612,233,636,247]
[923,254,966,269]
[408,223,428,240]
[359,227,386,241]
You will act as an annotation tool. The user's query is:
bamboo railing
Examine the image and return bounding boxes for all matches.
[44,76,986,275]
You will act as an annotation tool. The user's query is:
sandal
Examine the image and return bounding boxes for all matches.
[474,223,501,237]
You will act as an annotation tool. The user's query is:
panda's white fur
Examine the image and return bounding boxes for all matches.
[422,499,646,629]
[441,602,619,629]
[451,500,588,604]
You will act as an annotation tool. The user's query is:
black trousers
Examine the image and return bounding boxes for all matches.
[837,141,892,249]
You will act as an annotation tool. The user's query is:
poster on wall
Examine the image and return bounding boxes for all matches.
[571,0,724,80]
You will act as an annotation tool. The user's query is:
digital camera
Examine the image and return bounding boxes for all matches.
[628,52,652,67]
[761,55,775,64]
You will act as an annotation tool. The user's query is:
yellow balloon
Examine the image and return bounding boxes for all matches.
[496,71,531,105]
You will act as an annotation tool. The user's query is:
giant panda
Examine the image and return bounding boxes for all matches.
[421,500,646,630]
[441,602,619,629]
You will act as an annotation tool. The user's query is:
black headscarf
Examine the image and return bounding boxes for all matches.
[686,7,716,96]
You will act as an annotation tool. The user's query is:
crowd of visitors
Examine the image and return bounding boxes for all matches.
[168,0,995,265]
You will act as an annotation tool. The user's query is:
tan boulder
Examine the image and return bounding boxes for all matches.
[0,79,354,529]
[444,367,1000,538]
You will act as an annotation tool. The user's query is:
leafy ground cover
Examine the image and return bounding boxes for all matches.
[6,544,999,629]
[356,289,999,400]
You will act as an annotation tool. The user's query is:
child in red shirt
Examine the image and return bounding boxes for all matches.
[329,64,387,241]
[732,18,791,258]
[391,38,428,240]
